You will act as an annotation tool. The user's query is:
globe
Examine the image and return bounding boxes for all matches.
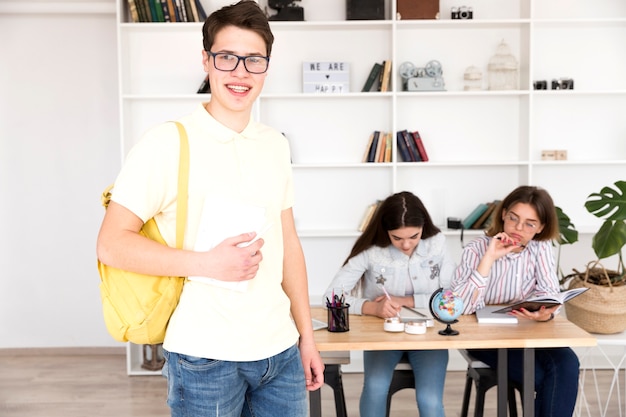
[429,288,464,336]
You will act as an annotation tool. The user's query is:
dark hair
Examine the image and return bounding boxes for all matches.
[486,185,558,241]
[343,191,441,265]
[202,0,274,56]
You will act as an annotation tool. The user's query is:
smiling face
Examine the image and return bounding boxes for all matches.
[202,25,268,131]
[387,226,423,256]
[502,202,545,247]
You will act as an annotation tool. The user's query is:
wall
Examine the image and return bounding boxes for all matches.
[0,0,121,348]
[0,0,618,350]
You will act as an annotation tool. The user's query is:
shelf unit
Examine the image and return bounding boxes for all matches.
[116,0,626,374]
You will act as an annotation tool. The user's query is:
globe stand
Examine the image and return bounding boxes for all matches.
[438,320,459,336]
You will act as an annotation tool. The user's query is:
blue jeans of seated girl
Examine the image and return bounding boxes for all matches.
[360,349,448,417]
[163,344,307,417]
[470,347,579,417]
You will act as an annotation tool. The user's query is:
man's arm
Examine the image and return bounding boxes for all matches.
[96,201,263,282]
[280,207,324,391]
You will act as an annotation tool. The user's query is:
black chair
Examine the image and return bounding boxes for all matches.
[459,349,523,417]
[309,351,350,417]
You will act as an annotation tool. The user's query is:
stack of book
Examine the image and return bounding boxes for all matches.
[127,0,207,23]
[361,61,392,92]
[462,200,501,230]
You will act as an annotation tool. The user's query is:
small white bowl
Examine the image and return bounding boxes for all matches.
[383,317,405,332]
[404,321,427,335]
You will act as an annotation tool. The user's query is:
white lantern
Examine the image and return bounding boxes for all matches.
[463,66,482,91]
[488,40,518,90]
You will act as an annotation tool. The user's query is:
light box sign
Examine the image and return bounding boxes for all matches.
[302,62,350,94]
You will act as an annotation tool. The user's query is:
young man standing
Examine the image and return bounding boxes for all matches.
[97,1,324,416]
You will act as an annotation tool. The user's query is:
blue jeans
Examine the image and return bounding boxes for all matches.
[162,344,307,417]
[470,347,580,417]
[360,349,448,417]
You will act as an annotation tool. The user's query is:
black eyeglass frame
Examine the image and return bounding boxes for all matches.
[206,50,270,74]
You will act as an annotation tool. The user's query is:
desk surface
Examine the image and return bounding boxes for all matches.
[311,307,597,351]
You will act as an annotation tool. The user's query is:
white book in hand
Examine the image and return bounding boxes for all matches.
[476,306,518,324]
[492,287,589,314]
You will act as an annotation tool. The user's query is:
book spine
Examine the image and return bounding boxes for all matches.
[160,0,171,21]
[145,0,155,21]
[166,0,177,21]
[412,130,429,161]
[361,62,383,92]
[395,130,411,162]
[462,203,489,229]
[152,0,165,21]
[402,130,421,161]
[380,60,392,92]
[173,0,185,21]
[375,131,386,162]
[182,0,194,21]
[187,0,199,22]
[195,0,207,20]
[384,133,392,162]
[362,132,375,163]
[135,0,148,22]
[367,131,380,163]
[127,0,140,22]
[470,201,496,229]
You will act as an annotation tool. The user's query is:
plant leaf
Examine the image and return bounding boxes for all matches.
[592,220,626,259]
[556,206,578,245]
[585,180,626,221]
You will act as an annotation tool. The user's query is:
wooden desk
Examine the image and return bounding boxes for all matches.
[311,307,596,417]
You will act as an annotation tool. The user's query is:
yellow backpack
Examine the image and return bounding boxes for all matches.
[98,122,189,345]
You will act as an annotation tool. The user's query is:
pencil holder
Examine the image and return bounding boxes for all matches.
[327,304,350,332]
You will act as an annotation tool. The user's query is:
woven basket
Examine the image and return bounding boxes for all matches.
[565,261,626,334]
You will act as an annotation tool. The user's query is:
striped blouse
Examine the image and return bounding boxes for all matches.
[450,235,560,314]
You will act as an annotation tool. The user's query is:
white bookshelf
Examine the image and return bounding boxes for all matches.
[116,0,626,374]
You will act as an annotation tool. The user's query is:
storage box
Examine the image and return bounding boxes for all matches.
[347,0,385,20]
[396,0,439,20]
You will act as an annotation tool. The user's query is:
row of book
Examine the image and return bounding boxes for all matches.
[362,130,430,163]
[127,0,207,23]
[397,130,429,162]
[362,131,393,163]
[462,199,501,230]
[361,61,392,92]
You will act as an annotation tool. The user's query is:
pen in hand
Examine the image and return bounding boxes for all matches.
[496,236,526,248]
[379,284,400,318]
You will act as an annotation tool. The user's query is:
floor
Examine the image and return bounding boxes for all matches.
[0,349,621,417]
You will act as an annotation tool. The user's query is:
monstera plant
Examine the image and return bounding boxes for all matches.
[585,180,626,276]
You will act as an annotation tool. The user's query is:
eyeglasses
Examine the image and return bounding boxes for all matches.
[206,51,270,74]
[504,212,539,232]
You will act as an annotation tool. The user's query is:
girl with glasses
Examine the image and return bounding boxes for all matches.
[451,185,580,417]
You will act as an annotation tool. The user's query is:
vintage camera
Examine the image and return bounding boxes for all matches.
[451,6,473,19]
[533,80,547,90]
[399,60,446,92]
[268,0,304,21]
[551,78,574,90]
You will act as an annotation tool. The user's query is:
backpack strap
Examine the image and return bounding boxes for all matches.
[173,121,190,250]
